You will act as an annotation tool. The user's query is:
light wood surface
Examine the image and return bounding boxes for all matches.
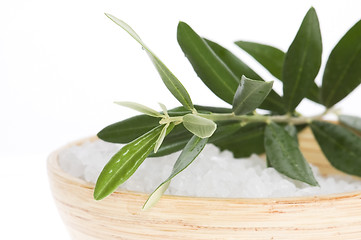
[47,127,361,239]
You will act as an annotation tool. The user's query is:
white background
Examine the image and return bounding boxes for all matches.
[1,0,361,239]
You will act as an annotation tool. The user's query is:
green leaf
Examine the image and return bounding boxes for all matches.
[94,124,174,200]
[143,136,208,210]
[148,124,193,157]
[142,181,171,211]
[177,21,239,105]
[204,39,285,114]
[339,115,361,132]
[265,123,300,168]
[105,14,194,110]
[213,122,266,158]
[183,114,217,138]
[149,55,194,110]
[235,41,285,80]
[265,122,318,186]
[321,20,361,107]
[97,115,159,143]
[311,121,361,177]
[149,120,241,157]
[205,39,263,80]
[268,124,302,169]
[154,123,170,153]
[158,103,169,117]
[232,76,273,115]
[234,40,321,104]
[114,101,163,117]
[282,7,322,112]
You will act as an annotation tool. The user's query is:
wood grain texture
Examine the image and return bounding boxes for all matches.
[47,128,361,240]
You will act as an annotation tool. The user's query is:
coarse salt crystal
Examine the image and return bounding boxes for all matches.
[58,140,361,198]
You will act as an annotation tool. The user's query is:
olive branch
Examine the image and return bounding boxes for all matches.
[94,8,361,210]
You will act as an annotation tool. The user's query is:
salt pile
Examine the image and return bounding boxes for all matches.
[59,140,361,198]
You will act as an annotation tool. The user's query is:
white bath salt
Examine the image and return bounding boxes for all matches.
[58,140,361,198]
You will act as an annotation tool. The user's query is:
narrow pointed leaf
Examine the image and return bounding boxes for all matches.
[268,123,302,168]
[142,181,171,210]
[234,40,321,104]
[114,101,163,117]
[148,55,194,110]
[149,130,192,157]
[143,136,208,210]
[183,114,217,138]
[277,124,299,169]
[205,39,263,80]
[158,103,169,117]
[339,115,361,132]
[282,7,322,112]
[154,123,169,153]
[94,124,174,200]
[205,39,285,114]
[105,14,193,110]
[232,76,273,115]
[321,20,361,107]
[311,121,361,176]
[177,21,239,105]
[235,41,285,80]
[265,122,318,186]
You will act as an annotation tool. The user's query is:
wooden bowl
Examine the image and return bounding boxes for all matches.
[47,127,361,240]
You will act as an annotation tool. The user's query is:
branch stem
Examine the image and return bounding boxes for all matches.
[197,111,327,125]
[159,108,331,126]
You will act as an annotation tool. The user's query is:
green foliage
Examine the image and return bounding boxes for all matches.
[114,101,163,118]
[148,124,192,157]
[265,122,318,186]
[232,76,273,115]
[282,7,322,112]
[204,39,285,114]
[182,114,217,138]
[235,41,285,80]
[94,124,174,200]
[96,8,361,208]
[321,20,361,107]
[177,21,239,105]
[235,41,321,104]
[311,121,361,177]
[105,14,194,110]
[143,136,208,210]
[212,122,266,158]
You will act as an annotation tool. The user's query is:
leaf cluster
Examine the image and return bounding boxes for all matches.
[94,9,361,209]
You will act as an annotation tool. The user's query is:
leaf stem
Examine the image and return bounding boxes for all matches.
[159,116,183,125]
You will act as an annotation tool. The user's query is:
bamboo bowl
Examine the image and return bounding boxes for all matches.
[47,127,361,240]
